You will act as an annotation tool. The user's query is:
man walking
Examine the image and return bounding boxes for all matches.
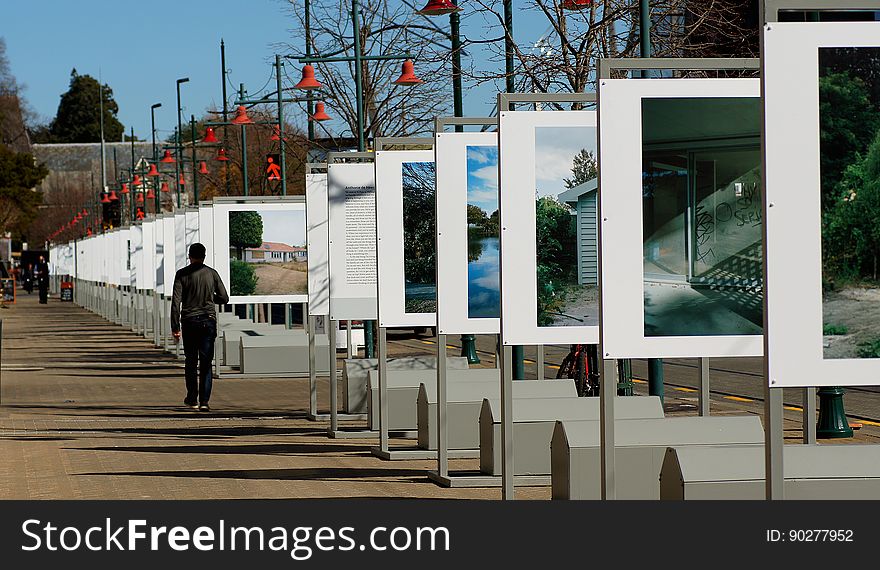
[171,243,229,411]
[35,256,49,304]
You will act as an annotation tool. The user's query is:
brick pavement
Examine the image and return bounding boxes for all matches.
[1,291,878,500]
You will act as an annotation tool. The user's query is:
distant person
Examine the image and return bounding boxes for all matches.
[22,263,33,294]
[171,243,229,412]
[35,256,49,304]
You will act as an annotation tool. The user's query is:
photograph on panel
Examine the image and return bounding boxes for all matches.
[819,47,880,359]
[466,145,500,319]
[402,161,437,313]
[227,209,307,297]
[535,126,599,327]
[641,97,763,337]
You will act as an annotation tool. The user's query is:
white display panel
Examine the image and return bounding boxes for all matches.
[599,77,764,359]
[174,213,186,276]
[130,225,141,288]
[140,220,156,291]
[155,217,166,294]
[107,232,119,285]
[436,131,500,335]
[376,149,436,328]
[212,199,308,304]
[198,204,214,269]
[306,173,330,316]
[163,216,176,292]
[327,162,377,321]
[117,229,130,286]
[764,22,880,387]
[498,110,600,346]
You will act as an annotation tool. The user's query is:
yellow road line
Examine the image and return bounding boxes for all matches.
[859,419,880,427]
[725,396,753,403]
[676,387,697,393]
[784,406,802,412]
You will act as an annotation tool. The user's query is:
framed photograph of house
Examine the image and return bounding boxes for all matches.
[499,109,600,346]
[599,77,763,359]
[198,202,214,269]
[212,198,309,304]
[375,149,436,328]
[327,162,377,321]
[306,172,330,316]
[765,22,880,387]
[435,131,500,335]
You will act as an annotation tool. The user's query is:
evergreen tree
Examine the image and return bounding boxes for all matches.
[45,69,125,143]
[563,149,598,189]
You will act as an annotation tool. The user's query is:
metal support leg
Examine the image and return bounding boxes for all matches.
[307,315,320,420]
[600,358,616,500]
[501,344,514,500]
[285,303,292,329]
[437,334,448,477]
[328,319,338,434]
[765,384,785,500]
[346,320,354,359]
[536,345,544,381]
[377,326,389,453]
[698,357,710,416]
[153,291,160,346]
[803,387,817,444]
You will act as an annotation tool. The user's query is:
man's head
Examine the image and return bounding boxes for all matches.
[188,243,206,263]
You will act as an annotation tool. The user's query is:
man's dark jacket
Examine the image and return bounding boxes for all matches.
[170,263,229,333]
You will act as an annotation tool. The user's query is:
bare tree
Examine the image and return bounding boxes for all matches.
[279,0,453,144]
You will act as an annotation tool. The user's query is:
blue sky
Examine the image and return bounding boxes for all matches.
[466,145,497,214]
[4,0,553,143]
[534,126,597,199]
[258,209,306,246]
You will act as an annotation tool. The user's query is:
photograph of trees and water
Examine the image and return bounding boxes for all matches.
[227,209,307,297]
[534,126,599,327]
[466,145,500,319]
[819,47,880,359]
[641,97,763,337]
[402,161,437,313]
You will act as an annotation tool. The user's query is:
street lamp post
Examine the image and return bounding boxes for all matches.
[151,103,162,214]
[176,77,190,209]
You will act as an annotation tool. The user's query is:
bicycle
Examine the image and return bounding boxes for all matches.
[556,343,600,397]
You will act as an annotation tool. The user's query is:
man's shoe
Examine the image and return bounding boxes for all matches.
[198,403,210,412]
[184,399,198,410]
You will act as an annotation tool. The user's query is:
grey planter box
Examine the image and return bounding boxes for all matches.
[550,416,764,500]
[221,326,303,367]
[366,368,500,432]
[239,333,330,375]
[479,396,664,476]
[661,444,880,500]
[342,357,469,414]
[417,377,578,451]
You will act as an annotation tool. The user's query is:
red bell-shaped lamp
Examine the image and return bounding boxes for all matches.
[160,181,170,193]
[132,174,143,187]
[562,0,592,9]
[393,59,423,85]
[198,161,209,175]
[160,149,175,163]
[136,192,144,204]
[121,183,130,194]
[216,148,230,162]
[76,212,83,221]
[310,102,331,122]
[270,125,288,141]
[294,64,323,90]
[108,189,118,201]
[100,192,111,204]
[146,187,156,200]
[416,0,461,15]
[202,126,218,144]
[230,105,253,125]
[147,162,161,177]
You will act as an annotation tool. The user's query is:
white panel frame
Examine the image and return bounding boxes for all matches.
[117,229,130,286]
[129,225,142,288]
[327,162,378,321]
[765,22,880,387]
[163,216,176,291]
[140,220,156,291]
[499,110,600,346]
[599,77,764,359]
[306,173,330,315]
[436,131,500,335]
[198,203,214,269]
[212,200,308,304]
[375,149,436,328]
[155,217,166,294]
[174,213,186,276]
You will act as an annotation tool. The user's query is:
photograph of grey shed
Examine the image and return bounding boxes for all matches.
[557,177,599,289]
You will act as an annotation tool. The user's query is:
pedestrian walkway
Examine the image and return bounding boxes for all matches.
[2,292,878,500]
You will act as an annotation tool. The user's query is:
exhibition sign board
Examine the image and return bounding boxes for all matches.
[435,131,500,335]
[140,220,156,291]
[212,198,309,304]
[306,172,330,316]
[327,162,378,321]
[198,202,214,269]
[163,215,176,292]
[155,216,166,294]
[499,109,600,346]
[764,22,880,387]
[174,212,186,277]
[375,149,436,328]
[599,77,764,359]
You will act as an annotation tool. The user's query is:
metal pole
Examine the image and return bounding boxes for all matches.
[698,357,710,416]
[328,319,338,433]
[276,55,287,196]
[191,115,199,204]
[437,333,448,477]
[501,344,514,499]
[803,387,817,443]
[130,128,136,222]
[239,84,249,197]
[308,315,318,418]
[352,0,366,151]
[305,0,315,142]
[221,39,231,196]
[600,357,616,499]
[378,326,389,452]
[176,77,189,208]
[99,83,107,198]
[503,0,515,94]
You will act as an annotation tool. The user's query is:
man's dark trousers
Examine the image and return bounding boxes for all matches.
[182,315,216,405]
